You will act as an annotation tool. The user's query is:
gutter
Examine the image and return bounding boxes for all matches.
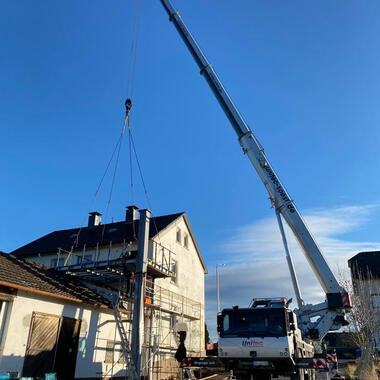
[0,280,109,309]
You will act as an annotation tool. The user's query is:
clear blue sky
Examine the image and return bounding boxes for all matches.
[2,0,380,336]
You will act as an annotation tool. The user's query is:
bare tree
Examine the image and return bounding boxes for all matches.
[339,268,380,379]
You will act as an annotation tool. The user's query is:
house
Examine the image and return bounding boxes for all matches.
[0,251,128,379]
[6,206,207,379]
[348,251,380,352]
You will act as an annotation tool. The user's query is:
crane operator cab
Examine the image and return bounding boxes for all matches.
[217,298,314,378]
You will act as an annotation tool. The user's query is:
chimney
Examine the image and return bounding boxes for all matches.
[126,205,139,223]
[88,211,102,228]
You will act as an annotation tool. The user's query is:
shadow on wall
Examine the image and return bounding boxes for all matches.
[74,307,104,379]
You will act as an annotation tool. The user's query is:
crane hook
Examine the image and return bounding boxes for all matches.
[125,98,132,113]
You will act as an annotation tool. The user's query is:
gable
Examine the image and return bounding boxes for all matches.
[154,213,207,274]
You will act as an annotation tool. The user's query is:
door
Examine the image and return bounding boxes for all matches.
[54,317,81,380]
[23,312,81,380]
[22,313,61,377]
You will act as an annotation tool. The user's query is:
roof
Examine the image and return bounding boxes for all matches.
[0,252,111,308]
[348,251,380,279]
[12,212,184,257]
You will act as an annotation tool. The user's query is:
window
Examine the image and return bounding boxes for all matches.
[184,233,189,248]
[220,309,286,338]
[176,228,181,244]
[171,260,178,284]
[105,340,115,363]
[170,314,177,329]
[50,257,65,268]
[105,340,126,364]
[0,301,9,349]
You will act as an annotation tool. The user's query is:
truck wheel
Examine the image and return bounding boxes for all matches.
[304,368,316,380]
[290,368,304,380]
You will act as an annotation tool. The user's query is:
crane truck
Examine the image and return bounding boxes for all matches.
[159,1,352,379]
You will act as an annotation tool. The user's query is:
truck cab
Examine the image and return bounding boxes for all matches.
[217,298,314,379]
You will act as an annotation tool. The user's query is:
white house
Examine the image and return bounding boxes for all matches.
[5,206,207,379]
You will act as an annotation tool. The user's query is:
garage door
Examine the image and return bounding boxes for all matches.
[22,312,81,379]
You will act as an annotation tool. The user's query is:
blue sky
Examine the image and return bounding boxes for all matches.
[2,1,380,338]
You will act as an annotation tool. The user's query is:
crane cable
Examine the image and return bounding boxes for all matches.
[128,121,162,246]
[63,113,129,266]
[100,100,131,246]
[126,0,143,99]
[67,0,165,260]
[68,1,143,255]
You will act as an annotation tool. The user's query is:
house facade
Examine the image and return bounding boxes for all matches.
[5,206,207,379]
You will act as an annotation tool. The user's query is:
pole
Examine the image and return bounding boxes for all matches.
[216,264,225,313]
[216,265,220,314]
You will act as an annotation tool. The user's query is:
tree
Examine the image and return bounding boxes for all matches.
[339,269,380,380]
[205,323,210,345]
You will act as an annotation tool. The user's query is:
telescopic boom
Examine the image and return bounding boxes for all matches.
[160,0,340,294]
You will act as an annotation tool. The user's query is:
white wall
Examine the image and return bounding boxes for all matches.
[154,216,206,354]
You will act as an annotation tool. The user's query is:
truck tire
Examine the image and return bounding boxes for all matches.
[290,368,304,380]
[304,369,316,380]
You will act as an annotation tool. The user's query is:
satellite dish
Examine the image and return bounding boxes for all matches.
[173,322,188,334]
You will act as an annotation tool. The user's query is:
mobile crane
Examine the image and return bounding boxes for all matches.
[159,1,352,379]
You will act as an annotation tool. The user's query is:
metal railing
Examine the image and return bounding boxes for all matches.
[145,279,201,321]
[148,241,176,276]
[53,240,176,277]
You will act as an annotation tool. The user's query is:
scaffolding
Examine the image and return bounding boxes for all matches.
[144,280,202,380]
[54,241,202,380]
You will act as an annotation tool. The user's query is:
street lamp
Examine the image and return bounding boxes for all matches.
[216,263,226,314]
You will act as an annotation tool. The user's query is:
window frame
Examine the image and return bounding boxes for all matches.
[170,260,178,284]
[176,228,181,244]
[183,233,189,248]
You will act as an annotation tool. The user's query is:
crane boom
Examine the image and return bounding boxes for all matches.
[160,0,341,295]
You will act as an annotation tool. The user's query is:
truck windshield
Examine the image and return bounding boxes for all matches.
[221,308,287,338]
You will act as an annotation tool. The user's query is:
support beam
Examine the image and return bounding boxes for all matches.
[131,209,151,378]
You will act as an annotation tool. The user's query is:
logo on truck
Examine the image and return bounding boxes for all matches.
[242,339,263,347]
